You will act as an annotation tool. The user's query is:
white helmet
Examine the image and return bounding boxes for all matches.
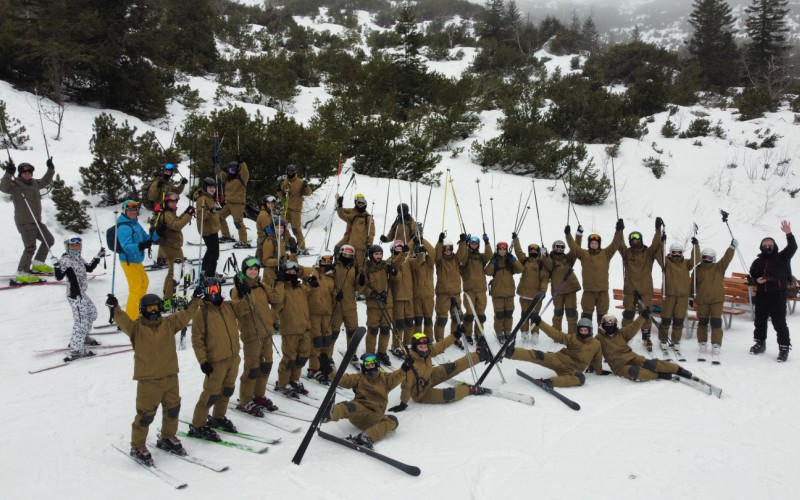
[442,239,454,248]
[669,243,683,254]
[701,248,716,262]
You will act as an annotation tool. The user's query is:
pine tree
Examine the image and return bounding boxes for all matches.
[0,100,30,149]
[687,0,740,88]
[393,4,428,120]
[51,175,91,233]
[744,0,790,79]
[580,17,599,54]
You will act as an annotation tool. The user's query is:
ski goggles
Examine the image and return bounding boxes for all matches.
[205,283,221,295]
[553,244,565,250]
[242,257,262,270]
[355,199,367,208]
[142,303,161,314]
[164,163,175,171]
[671,250,684,257]
[123,200,140,211]
[362,354,377,370]
[629,233,642,240]
[588,234,601,242]
[469,236,480,245]
[66,237,83,245]
[319,255,334,265]
[19,164,34,174]
[496,243,508,251]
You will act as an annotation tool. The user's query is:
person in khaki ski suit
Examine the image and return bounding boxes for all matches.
[146,163,186,211]
[513,234,550,341]
[158,193,195,309]
[261,217,299,287]
[335,193,375,269]
[274,261,316,397]
[106,288,202,463]
[277,165,313,253]
[389,332,488,411]
[411,237,436,339]
[322,353,408,450]
[566,224,623,323]
[361,245,397,366]
[215,159,250,246]
[1,160,56,282]
[194,179,221,279]
[255,195,277,262]
[307,252,337,382]
[188,279,247,441]
[330,246,363,361]
[457,233,492,344]
[658,239,701,349]
[596,312,694,382]
[505,317,604,388]
[485,241,524,342]
[434,234,463,342]
[544,236,581,334]
[387,240,416,357]
[379,203,418,245]
[230,257,284,416]
[693,242,736,361]
[618,218,663,349]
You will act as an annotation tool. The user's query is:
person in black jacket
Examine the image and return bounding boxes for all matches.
[748,220,796,361]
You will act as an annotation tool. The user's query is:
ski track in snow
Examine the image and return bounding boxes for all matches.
[2,19,800,500]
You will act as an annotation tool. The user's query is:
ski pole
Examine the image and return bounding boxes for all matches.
[422,184,433,237]
[36,96,51,160]
[513,192,522,235]
[197,206,204,285]
[109,211,119,324]
[451,297,479,383]
[720,210,749,272]
[381,178,391,235]
[441,169,450,233]
[692,222,698,300]
[397,179,407,243]
[516,180,535,233]
[490,196,496,244]
[91,205,107,269]
[448,176,465,234]
[611,156,619,220]
[476,179,486,235]
[532,180,544,247]
[14,185,56,260]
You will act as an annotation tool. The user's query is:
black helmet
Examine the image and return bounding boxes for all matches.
[587,233,601,248]
[203,177,216,188]
[139,294,163,321]
[17,162,35,175]
[226,161,239,173]
[397,203,410,216]
[629,231,643,246]
[368,244,383,261]
[360,353,379,376]
[287,164,297,175]
[241,256,262,273]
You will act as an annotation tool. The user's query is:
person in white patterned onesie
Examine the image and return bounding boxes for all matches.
[53,236,105,360]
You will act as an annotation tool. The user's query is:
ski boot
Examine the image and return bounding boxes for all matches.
[672,341,683,358]
[321,396,335,424]
[153,258,167,269]
[468,384,491,395]
[298,249,310,256]
[219,236,236,243]
[711,344,721,365]
[63,351,95,362]
[496,333,506,344]
[208,415,237,433]
[750,341,766,355]
[187,424,221,442]
[290,380,309,396]
[390,346,406,359]
[346,432,374,450]
[698,342,708,362]
[537,378,554,390]
[130,444,154,466]
[476,337,492,362]
[84,336,100,346]
[313,370,330,385]
[30,260,54,274]
[466,336,474,346]
[14,272,42,284]
[156,436,186,456]
[778,345,791,362]
[233,241,252,249]
[276,383,299,399]
[642,331,653,352]
[676,367,693,379]
[453,338,464,350]
[252,396,278,412]
[376,352,391,367]
[236,401,264,417]
[657,373,674,380]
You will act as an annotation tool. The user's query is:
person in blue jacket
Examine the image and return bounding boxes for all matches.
[117,200,158,319]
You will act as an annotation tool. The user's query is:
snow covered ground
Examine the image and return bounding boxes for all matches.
[2,15,800,500]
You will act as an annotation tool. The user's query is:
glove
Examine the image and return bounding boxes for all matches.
[138,240,152,251]
[512,232,518,240]
[387,265,397,276]
[616,219,624,231]
[378,291,388,304]
[401,244,409,252]
[106,294,119,308]
[276,268,286,282]
[661,232,667,242]
[234,275,250,297]
[564,225,571,234]
[416,245,425,254]
[336,196,344,207]
[369,290,381,301]
[540,247,548,257]
[50,257,61,269]
[453,324,464,340]
[655,217,664,230]
[46,157,54,169]
[438,232,445,243]
[200,362,214,375]
[577,225,584,235]
[183,206,196,216]
[335,290,344,301]
[388,402,407,412]
[401,356,414,372]
[482,233,489,244]
[211,202,221,213]
[379,234,388,243]
[459,233,467,242]
[530,314,541,326]
[157,180,164,188]
[180,178,189,185]
[307,275,320,288]
[731,239,738,248]
[4,162,14,175]
[96,248,106,259]
[358,273,366,286]
[691,236,699,245]
[193,286,204,298]
[640,307,651,320]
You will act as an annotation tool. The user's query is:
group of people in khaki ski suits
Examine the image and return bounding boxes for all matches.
[5,157,794,463]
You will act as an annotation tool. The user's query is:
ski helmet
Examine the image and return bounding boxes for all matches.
[139,294,164,321]
[600,314,618,335]
[161,163,175,175]
[226,161,239,174]
[287,164,297,175]
[528,243,540,257]
[411,332,430,357]
[468,236,480,245]
[669,243,684,256]
[552,240,566,252]
[496,242,509,251]
[272,216,286,228]
[284,260,300,272]
[17,162,34,175]
[701,248,716,263]
[577,317,592,333]
[121,199,140,215]
[354,193,367,209]
[360,353,379,376]
[241,256,262,273]
[316,251,335,270]
[165,192,179,204]
[628,231,643,245]
[368,244,383,262]
[397,203,410,216]
[393,239,404,250]
[64,235,82,255]
[442,239,454,249]
[262,195,277,206]
[339,244,356,260]
[203,177,216,193]
[203,277,223,304]
[587,233,601,248]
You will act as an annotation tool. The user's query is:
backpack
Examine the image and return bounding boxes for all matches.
[106,226,126,255]
[141,181,156,211]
